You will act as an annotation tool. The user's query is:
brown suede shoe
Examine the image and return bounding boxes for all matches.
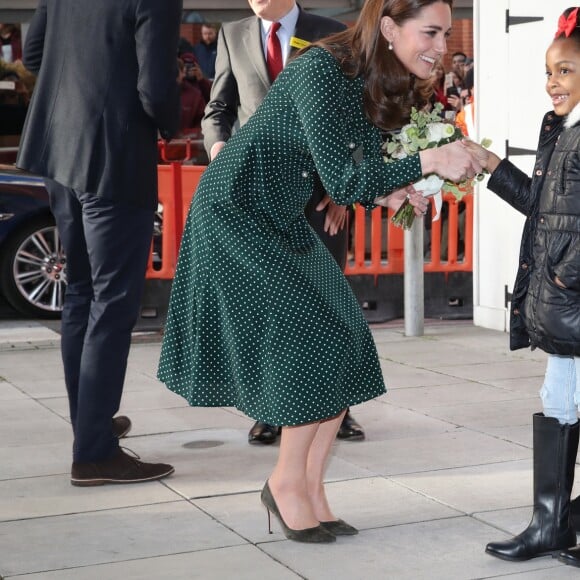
[112,415,132,438]
[71,448,174,486]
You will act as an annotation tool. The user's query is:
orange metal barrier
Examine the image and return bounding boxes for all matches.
[146,162,473,280]
[344,192,473,279]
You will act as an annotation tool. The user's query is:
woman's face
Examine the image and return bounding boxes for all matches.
[381,1,452,80]
[545,38,580,116]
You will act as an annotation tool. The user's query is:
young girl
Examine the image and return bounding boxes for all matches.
[467,6,580,568]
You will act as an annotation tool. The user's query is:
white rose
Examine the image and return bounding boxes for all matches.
[426,122,455,143]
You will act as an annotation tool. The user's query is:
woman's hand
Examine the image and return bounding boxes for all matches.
[420,140,482,183]
[374,185,429,216]
[316,195,347,236]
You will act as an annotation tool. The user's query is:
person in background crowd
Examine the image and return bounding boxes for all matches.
[177,58,205,134]
[465,6,580,568]
[430,61,450,111]
[444,50,466,91]
[0,23,21,63]
[16,0,181,486]
[202,0,367,445]
[158,0,481,543]
[181,52,211,102]
[193,23,218,80]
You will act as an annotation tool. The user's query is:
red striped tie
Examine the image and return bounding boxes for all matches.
[266,22,283,82]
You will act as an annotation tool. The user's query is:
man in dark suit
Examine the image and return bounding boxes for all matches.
[202,0,365,445]
[16,0,182,485]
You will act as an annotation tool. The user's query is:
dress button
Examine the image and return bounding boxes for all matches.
[535,169,542,176]
[545,125,551,131]
[513,308,520,315]
[521,262,528,270]
[540,217,545,223]
[301,170,309,178]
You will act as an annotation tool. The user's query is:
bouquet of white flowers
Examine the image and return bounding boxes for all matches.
[382,103,490,229]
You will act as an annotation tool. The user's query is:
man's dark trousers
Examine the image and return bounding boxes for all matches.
[46,179,153,463]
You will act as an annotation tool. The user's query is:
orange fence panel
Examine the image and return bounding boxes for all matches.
[146,161,473,281]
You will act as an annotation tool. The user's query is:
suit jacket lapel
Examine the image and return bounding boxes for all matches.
[243,17,271,89]
[290,8,312,58]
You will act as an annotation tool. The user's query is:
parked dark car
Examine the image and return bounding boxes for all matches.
[0,168,165,319]
[0,168,64,318]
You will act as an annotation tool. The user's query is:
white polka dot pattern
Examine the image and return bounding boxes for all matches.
[157,47,423,425]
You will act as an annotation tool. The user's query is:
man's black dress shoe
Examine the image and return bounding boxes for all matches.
[337,411,365,441]
[248,421,280,445]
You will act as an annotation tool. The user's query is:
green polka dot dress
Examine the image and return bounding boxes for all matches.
[157,47,422,426]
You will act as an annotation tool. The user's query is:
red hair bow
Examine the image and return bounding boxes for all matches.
[555,7,579,38]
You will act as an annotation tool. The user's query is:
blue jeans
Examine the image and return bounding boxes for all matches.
[541,355,580,425]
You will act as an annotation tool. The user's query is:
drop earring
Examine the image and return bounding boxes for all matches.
[388,41,393,50]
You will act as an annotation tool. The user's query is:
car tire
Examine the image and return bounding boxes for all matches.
[0,215,66,318]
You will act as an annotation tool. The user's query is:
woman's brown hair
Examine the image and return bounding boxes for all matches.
[311,0,454,130]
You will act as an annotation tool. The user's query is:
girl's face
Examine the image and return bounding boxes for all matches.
[381,1,452,80]
[545,37,580,116]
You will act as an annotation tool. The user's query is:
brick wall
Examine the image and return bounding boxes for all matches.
[444,18,474,69]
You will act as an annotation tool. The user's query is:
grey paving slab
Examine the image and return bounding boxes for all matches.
[0,322,574,580]
[333,429,530,476]
[260,517,558,580]
[0,379,27,400]
[0,399,71,446]
[422,397,541,429]
[0,501,245,577]
[0,473,180,521]
[196,477,461,546]
[130,429,373,499]
[483,375,544,395]
[112,405,253,437]
[393,460,539,514]
[491,564,580,578]
[379,359,467,388]
[7,545,302,580]
[340,398,458,442]
[384,381,527,411]
[0,441,70,480]
[430,359,547,382]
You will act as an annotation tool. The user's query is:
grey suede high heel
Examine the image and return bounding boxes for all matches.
[261,481,336,543]
[320,519,359,536]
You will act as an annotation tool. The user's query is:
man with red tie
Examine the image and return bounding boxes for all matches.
[202,0,366,445]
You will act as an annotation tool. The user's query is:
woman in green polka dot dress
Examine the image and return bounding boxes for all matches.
[158,0,479,542]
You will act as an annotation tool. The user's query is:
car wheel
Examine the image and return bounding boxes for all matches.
[0,215,66,318]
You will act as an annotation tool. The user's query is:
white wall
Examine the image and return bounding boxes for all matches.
[473,0,570,331]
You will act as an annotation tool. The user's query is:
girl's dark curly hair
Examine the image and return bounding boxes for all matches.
[310,0,454,130]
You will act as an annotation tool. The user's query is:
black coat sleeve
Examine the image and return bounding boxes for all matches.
[135,0,182,140]
[487,158,533,216]
[22,0,47,74]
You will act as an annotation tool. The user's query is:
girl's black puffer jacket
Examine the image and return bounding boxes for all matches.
[486,110,580,356]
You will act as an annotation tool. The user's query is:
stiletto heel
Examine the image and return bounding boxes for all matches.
[261,481,336,543]
[266,507,272,534]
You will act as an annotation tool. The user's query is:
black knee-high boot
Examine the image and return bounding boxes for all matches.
[485,413,579,561]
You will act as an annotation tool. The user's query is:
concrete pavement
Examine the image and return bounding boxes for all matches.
[0,319,578,579]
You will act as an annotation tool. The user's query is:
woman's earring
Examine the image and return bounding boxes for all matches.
[388,41,393,51]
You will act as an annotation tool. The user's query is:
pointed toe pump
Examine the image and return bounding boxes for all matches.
[261,482,336,543]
